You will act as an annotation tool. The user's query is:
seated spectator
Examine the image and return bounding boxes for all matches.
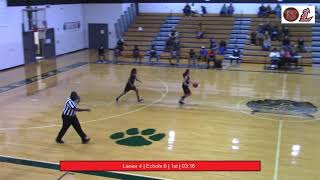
[279,47,292,68]
[257,32,264,46]
[262,37,271,51]
[219,40,227,55]
[271,26,279,41]
[296,37,306,52]
[114,41,123,59]
[269,48,280,66]
[201,6,207,17]
[114,47,121,60]
[199,46,208,62]
[169,49,180,65]
[98,45,105,62]
[209,38,218,50]
[138,26,144,32]
[197,23,204,39]
[165,37,175,51]
[148,45,159,62]
[132,45,142,63]
[230,46,241,64]
[263,21,272,35]
[220,4,227,16]
[188,49,197,66]
[169,28,178,39]
[183,3,191,16]
[273,4,281,17]
[257,23,264,34]
[316,6,320,19]
[191,3,197,16]
[207,49,216,68]
[230,47,241,64]
[282,36,291,48]
[264,29,269,36]
[227,3,234,16]
[290,49,300,67]
[116,39,125,55]
[258,4,267,17]
[250,31,257,45]
[266,5,272,17]
[282,26,290,37]
[173,38,181,51]
[170,40,181,65]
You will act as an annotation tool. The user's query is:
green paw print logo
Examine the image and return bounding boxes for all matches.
[110,128,166,147]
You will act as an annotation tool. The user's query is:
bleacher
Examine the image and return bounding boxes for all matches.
[160,14,234,63]
[120,13,314,66]
[242,16,313,66]
[122,14,167,58]
[121,13,234,64]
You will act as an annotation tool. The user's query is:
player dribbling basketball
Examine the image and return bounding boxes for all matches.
[116,68,143,103]
[179,69,197,105]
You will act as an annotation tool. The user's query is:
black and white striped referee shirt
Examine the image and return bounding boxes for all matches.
[63,97,77,116]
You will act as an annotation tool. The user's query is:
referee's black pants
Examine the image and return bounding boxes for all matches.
[56,115,87,141]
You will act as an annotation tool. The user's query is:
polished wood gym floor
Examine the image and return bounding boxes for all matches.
[1,50,320,180]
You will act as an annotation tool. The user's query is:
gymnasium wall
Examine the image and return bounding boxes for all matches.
[46,4,86,56]
[0,0,24,70]
[83,3,132,48]
[0,3,86,70]
[138,3,319,14]
[0,2,131,70]
[0,0,6,26]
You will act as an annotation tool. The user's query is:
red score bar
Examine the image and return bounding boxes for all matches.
[60,161,261,171]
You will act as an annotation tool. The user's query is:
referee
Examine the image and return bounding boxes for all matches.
[56,91,91,144]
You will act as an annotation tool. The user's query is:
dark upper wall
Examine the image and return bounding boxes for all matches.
[7,0,320,6]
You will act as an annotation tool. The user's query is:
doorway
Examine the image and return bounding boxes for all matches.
[88,23,109,49]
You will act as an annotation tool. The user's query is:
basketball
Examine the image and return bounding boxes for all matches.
[193,82,199,88]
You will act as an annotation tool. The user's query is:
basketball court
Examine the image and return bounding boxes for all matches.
[1,1,320,179]
[0,50,320,179]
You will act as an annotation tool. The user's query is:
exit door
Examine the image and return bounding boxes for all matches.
[88,23,109,49]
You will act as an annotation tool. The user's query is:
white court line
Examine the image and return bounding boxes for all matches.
[0,79,169,131]
[81,81,168,125]
[273,120,283,180]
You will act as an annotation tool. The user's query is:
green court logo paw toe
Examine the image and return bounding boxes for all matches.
[110,128,165,147]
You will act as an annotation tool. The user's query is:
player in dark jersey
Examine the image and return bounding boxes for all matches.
[116,68,143,103]
[179,69,192,105]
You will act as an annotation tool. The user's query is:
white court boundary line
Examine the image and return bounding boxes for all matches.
[273,120,283,180]
[0,75,170,179]
[0,79,169,131]
[0,154,170,180]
